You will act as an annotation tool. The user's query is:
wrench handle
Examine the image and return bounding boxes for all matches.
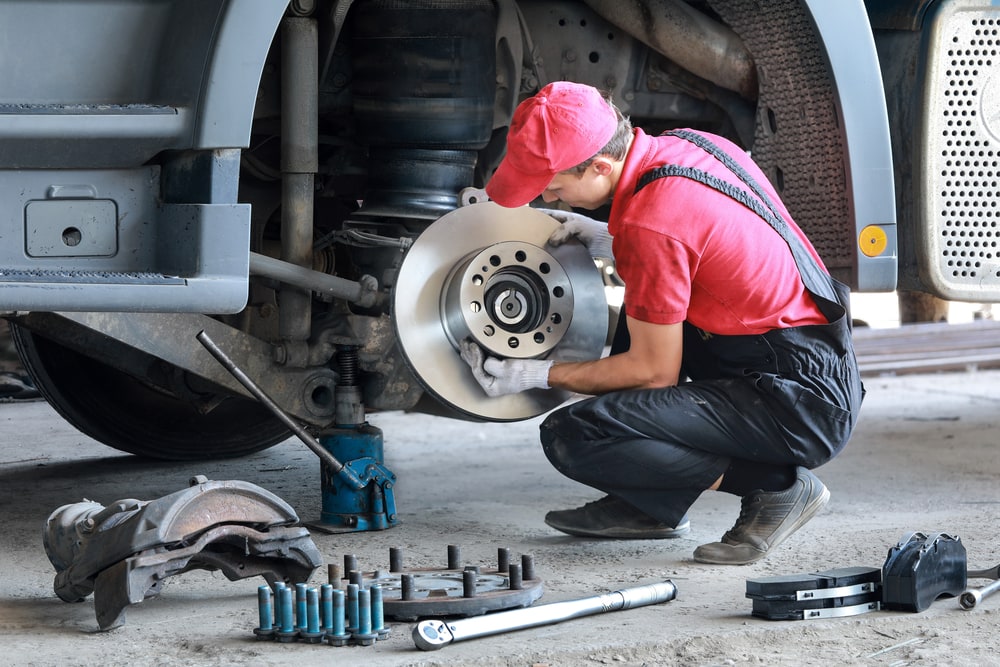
[413,581,676,650]
[196,330,365,488]
[967,563,1000,580]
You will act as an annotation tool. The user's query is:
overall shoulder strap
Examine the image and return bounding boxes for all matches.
[636,130,844,312]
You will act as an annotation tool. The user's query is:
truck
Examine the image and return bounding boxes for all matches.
[0,0,995,460]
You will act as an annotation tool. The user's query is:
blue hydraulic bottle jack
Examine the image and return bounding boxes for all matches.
[196,332,398,533]
[319,346,398,532]
[319,423,396,530]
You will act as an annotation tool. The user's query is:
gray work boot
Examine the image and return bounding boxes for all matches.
[693,467,829,565]
[544,495,690,539]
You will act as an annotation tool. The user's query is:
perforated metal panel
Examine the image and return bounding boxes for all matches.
[918,1,1000,300]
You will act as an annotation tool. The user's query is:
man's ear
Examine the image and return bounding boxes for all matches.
[591,157,615,176]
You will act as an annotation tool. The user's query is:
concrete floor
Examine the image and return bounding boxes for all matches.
[1,366,999,666]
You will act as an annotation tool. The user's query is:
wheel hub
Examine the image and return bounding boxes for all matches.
[443,240,574,359]
[393,201,608,421]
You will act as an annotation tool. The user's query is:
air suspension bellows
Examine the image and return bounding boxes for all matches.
[349,0,497,148]
[349,0,498,219]
[358,148,481,219]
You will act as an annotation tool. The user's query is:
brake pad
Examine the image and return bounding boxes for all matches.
[881,531,966,612]
[746,566,882,620]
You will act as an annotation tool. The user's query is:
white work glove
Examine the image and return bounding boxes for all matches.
[459,339,553,398]
[538,208,614,260]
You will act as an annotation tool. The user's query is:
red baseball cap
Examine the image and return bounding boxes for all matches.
[486,81,618,208]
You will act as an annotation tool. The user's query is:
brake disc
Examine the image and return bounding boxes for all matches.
[393,201,608,421]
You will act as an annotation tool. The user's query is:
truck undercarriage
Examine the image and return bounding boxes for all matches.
[1,0,997,459]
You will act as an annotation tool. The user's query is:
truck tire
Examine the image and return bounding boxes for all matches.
[9,324,291,461]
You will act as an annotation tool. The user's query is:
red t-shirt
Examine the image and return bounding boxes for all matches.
[608,129,828,335]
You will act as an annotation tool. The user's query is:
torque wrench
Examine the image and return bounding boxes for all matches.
[412,580,677,650]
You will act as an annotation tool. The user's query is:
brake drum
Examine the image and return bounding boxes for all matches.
[393,202,608,421]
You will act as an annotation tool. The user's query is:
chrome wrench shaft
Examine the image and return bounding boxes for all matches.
[196,330,363,489]
[960,577,1000,610]
[413,580,677,650]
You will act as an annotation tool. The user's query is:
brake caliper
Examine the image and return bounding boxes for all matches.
[44,475,322,630]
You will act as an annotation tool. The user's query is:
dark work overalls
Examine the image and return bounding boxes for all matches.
[540,130,865,528]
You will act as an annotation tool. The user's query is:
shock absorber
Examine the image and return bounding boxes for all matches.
[279,15,318,342]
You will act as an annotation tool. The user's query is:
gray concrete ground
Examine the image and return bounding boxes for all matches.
[1,367,999,666]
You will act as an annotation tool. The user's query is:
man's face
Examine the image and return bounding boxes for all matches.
[540,165,613,210]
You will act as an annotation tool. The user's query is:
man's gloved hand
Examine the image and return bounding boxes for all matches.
[459,339,554,398]
[538,208,613,259]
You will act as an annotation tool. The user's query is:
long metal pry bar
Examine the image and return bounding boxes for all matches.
[412,581,678,650]
[196,330,364,490]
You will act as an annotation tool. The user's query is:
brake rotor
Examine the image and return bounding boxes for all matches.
[393,201,608,421]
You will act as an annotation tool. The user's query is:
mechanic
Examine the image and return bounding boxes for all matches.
[460,81,864,565]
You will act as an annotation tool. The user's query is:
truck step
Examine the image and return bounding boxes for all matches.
[0,269,184,286]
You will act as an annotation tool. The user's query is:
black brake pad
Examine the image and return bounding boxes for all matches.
[746,566,881,621]
[747,566,881,600]
[750,592,880,621]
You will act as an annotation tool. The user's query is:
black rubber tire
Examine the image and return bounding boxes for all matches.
[9,323,290,461]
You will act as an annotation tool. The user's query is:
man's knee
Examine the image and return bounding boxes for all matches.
[539,423,569,470]
[540,425,594,482]
[540,401,595,448]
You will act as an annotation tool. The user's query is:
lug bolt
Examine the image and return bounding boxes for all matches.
[344,554,358,576]
[389,547,403,573]
[272,581,286,628]
[321,584,333,633]
[275,585,298,642]
[253,585,275,640]
[497,547,510,574]
[508,563,523,590]
[463,569,477,598]
[295,583,308,631]
[522,554,536,581]
[325,588,351,646]
[370,583,390,641]
[401,573,415,601]
[346,583,360,634]
[300,587,324,643]
[353,588,378,646]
